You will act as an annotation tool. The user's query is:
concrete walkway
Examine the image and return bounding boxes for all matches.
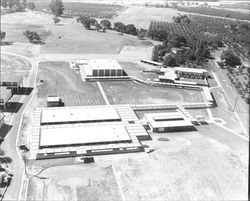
[97,82,110,105]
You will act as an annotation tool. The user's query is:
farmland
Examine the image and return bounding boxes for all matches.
[101,81,204,105]
[34,1,126,19]
[111,6,179,29]
[149,14,250,61]
[177,7,250,21]
[36,61,105,106]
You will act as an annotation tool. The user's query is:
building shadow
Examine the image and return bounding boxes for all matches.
[210,92,218,108]
[0,102,23,113]
[11,87,33,95]
[0,124,12,144]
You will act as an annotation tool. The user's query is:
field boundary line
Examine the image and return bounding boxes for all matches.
[112,164,125,201]
[97,81,110,105]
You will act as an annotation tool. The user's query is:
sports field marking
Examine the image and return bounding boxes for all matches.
[97,81,110,105]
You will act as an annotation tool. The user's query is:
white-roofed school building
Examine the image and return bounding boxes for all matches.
[30,105,150,160]
[76,59,126,80]
[143,110,195,133]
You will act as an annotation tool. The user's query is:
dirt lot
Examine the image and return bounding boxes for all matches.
[36,61,105,106]
[26,164,122,201]
[1,53,32,85]
[101,80,204,105]
[95,123,248,201]
[111,6,180,29]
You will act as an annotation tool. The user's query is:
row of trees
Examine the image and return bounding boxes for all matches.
[76,16,147,38]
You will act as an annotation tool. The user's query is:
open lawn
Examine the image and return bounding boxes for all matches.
[41,24,151,54]
[26,164,122,201]
[1,23,51,43]
[37,61,105,106]
[111,6,180,29]
[101,80,204,105]
[1,11,152,54]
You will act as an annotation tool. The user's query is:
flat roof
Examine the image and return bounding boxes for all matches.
[174,67,208,74]
[144,111,193,128]
[40,125,131,147]
[47,96,60,102]
[41,107,121,124]
[88,59,122,70]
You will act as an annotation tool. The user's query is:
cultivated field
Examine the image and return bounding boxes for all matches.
[101,81,204,105]
[36,61,105,106]
[26,164,122,201]
[111,6,181,29]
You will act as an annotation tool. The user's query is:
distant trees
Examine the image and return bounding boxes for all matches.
[23,31,41,44]
[173,15,190,24]
[50,0,64,24]
[221,50,241,67]
[164,55,176,66]
[125,24,137,35]
[100,19,111,30]
[137,28,147,40]
[27,2,36,10]
[77,16,97,30]
[147,29,168,41]
[114,22,126,34]
[0,148,13,188]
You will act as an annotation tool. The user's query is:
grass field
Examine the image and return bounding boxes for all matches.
[101,80,204,105]
[111,6,180,29]
[37,61,105,106]
[1,23,51,43]
[26,164,122,201]
[41,23,151,54]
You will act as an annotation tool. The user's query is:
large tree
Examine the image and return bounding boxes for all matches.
[114,22,126,34]
[125,24,137,35]
[50,0,64,23]
[100,20,111,30]
[221,50,242,67]
[23,31,41,44]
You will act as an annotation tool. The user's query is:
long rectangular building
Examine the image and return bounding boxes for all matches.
[77,59,124,78]
[30,105,150,159]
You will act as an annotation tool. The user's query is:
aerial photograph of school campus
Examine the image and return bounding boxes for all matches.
[0,0,249,200]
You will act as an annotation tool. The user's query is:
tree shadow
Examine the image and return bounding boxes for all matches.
[0,124,12,144]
